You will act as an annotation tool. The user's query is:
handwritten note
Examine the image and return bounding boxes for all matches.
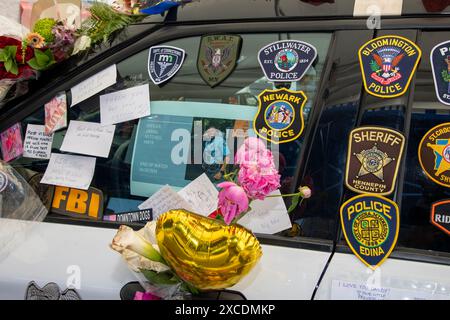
[23,124,53,159]
[70,64,117,107]
[40,153,96,190]
[60,121,116,158]
[138,185,194,221]
[100,84,151,125]
[237,190,292,234]
[353,0,402,16]
[178,173,218,216]
[44,92,67,134]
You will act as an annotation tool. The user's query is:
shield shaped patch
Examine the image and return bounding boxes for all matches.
[431,200,450,236]
[197,34,242,87]
[253,88,307,144]
[418,122,450,188]
[345,126,405,196]
[258,40,317,82]
[430,40,450,105]
[358,35,422,98]
[340,194,399,270]
[148,45,185,85]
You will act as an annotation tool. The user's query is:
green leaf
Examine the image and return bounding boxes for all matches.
[27,58,42,70]
[140,269,181,286]
[4,59,12,72]
[34,49,50,66]
[0,49,6,62]
[287,194,301,214]
[9,62,18,75]
[4,46,17,59]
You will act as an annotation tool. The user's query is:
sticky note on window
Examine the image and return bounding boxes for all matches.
[23,124,53,160]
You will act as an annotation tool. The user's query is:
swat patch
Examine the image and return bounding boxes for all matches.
[197,34,242,87]
[340,194,399,270]
[253,88,307,144]
[431,199,450,236]
[345,127,405,196]
[419,123,450,188]
[148,45,185,85]
[430,40,450,105]
[359,35,422,98]
[258,40,317,82]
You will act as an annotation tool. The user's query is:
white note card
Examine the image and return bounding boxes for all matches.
[40,153,96,190]
[178,173,218,216]
[138,185,194,221]
[353,0,403,16]
[23,124,53,160]
[60,121,116,158]
[70,64,117,107]
[100,84,151,125]
[238,190,292,235]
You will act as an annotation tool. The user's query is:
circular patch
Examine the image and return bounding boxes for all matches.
[0,171,8,192]
[361,149,384,174]
[352,210,389,248]
[275,49,298,73]
[418,122,450,188]
[264,101,295,131]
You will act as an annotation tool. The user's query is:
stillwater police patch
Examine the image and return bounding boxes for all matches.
[431,40,450,105]
[340,194,399,269]
[254,88,307,144]
[258,40,317,82]
[359,35,422,98]
[148,45,185,85]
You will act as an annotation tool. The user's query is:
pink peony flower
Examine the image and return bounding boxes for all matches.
[217,182,249,225]
[235,137,274,167]
[238,164,281,200]
[299,186,312,199]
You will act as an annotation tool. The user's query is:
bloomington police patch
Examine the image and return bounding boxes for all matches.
[345,126,405,196]
[431,199,450,236]
[430,40,450,105]
[340,194,399,269]
[148,45,185,85]
[258,40,317,82]
[253,88,307,144]
[197,34,242,87]
[418,122,450,188]
[358,35,422,98]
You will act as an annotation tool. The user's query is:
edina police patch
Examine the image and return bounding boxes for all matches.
[340,194,399,269]
[359,35,422,98]
[253,88,307,144]
[148,45,185,85]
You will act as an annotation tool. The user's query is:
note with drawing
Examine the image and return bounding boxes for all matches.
[178,173,218,216]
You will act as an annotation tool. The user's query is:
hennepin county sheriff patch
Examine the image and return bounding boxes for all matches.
[430,40,450,105]
[340,194,399,269]
[345,127,405,196]
[359,35,422,98]
[418,122,450,188]
[148,45,186,85]
[197,34,242,87]
[254,88,307,144]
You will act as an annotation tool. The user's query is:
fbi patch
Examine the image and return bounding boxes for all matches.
[148,45,185,85]
[340,194,399,269]
[345,127,405,196]
[418,123,450,188]
[359,35,422,98]
[254,88,307,144]
[430,40,450,105]
[258,40,317,82]
[197,34,242,87]
[431,199,450,236]
[51,186,104,220]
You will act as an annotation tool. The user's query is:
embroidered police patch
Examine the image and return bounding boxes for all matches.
[258,40,317,82]
[359,35,422,98]
[340,194,399,269]
[253,88,307,144]
[431,199,450,236]
[418,122,450,188]
[148,45,185,85]
[197,34,242,87]
[345,127,405,196]
[431,40,450,105]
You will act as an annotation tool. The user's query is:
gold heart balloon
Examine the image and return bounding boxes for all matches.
[156,209,262,290]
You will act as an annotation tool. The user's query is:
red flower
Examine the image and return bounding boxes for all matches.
[0,63,34,79]
[0,36,34,64]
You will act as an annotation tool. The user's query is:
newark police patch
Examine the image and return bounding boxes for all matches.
[254,88,307,144]
[258,40,317,82]
[431,199,450,236]
[340,194,399,269]
[197,34,242,87]
[418,123,450,188]
[345,127,405,196]
[148,45,185,85]
[430,40,450,105]
[359,35,422,98]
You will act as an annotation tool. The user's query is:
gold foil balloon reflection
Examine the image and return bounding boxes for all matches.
[156,209,262,290]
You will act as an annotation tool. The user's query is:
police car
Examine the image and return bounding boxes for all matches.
[1,0,450,300]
